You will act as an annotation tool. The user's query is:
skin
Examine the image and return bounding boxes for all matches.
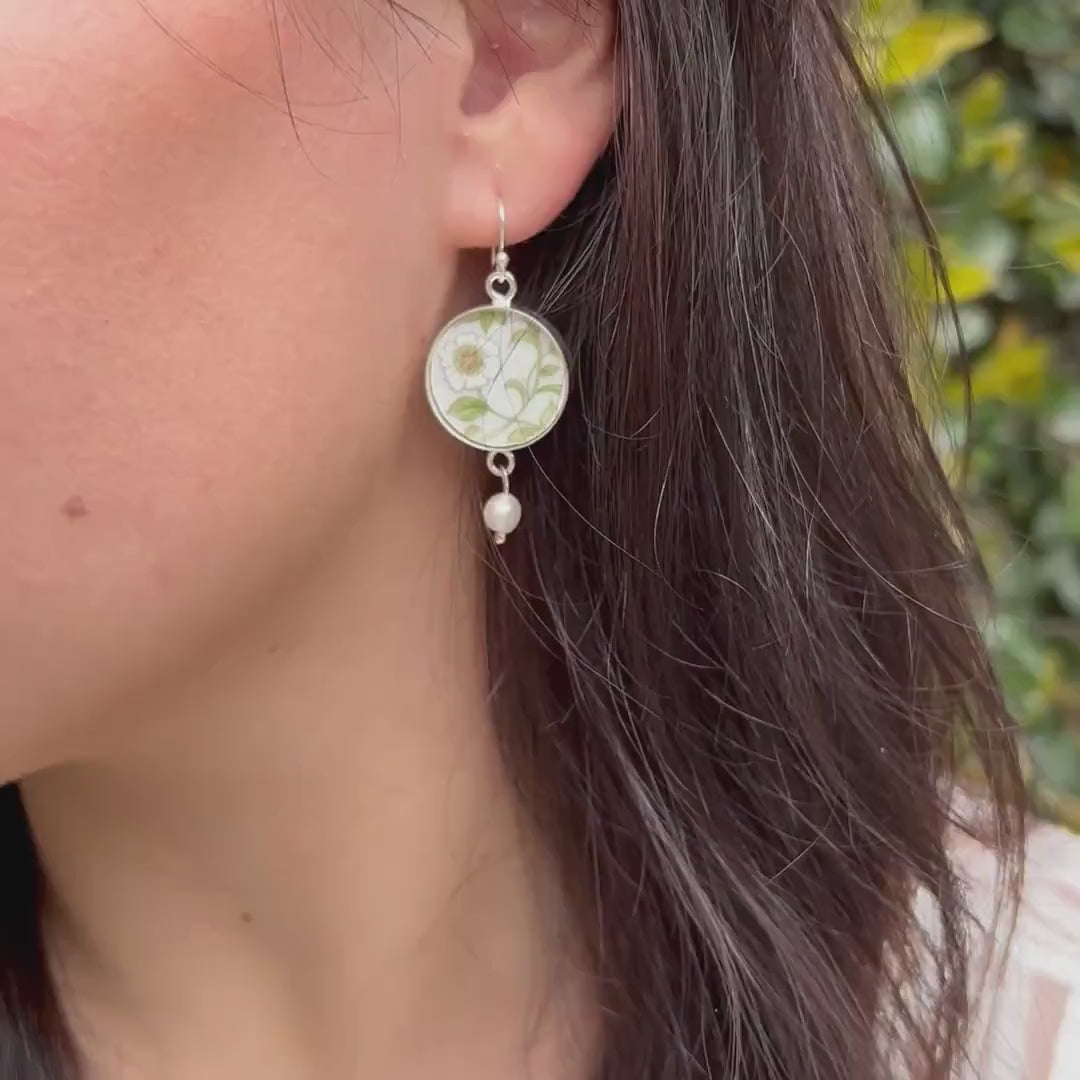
[0,1,615,1076]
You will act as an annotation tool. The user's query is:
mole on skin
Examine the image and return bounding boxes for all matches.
[61,495,88,520]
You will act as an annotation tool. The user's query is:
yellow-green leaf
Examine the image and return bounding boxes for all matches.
[959,71,1007,128]
[961,122,1028,175]
[945,262,998,303]
[1048,181,1080,216]
[513,422,543,441]
[1041,792,1080,834]
[447,396,489,422]
[947,321,1050,406]
[477,310,506,335]
[905,239,1000,304]
[905,242,940,303]
[1054,235,1080,275]
[1037,224,1080,274]
[858,0,918,40]
[874,13,993,89]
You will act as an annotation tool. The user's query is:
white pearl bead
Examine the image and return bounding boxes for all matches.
[483,492,522,541]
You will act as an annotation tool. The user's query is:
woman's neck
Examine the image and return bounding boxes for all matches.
[19,447,590,1079]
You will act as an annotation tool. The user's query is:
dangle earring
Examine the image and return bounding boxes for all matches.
[425,202,570,544]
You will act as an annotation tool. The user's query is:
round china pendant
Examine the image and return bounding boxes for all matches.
[425,306,570,453]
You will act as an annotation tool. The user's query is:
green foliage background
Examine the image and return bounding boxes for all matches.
[863,0,1080,826]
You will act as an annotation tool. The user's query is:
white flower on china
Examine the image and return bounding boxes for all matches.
[439,328,501,391]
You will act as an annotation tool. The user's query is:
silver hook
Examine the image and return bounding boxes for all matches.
[492,200,508,272]
[485,199,516,307]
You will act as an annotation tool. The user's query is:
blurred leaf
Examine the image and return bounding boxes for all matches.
[1032,64,1080,126]
[1031,181,1080,225]
[911,218,1017,304]
[874,13,993,89]
[989,614,1061,724]
[1063,466,1080,538]
[962,216,1019,276]
[888,93,953,180]
[971,506,1020,575]
[860,0,918,38]
[1001,2,1077,58]
[1044,545,1080,617]
[1029,183,1080,276]
[933,303,995,355]
[906,242,941,303]
[1029,729,1080,800]
[1034,501,1068,545]
[907,240,998,303]
[1055,274,1080,310]
[1050,392,1080,446]
[949,321,1050,405]
[961,121,1028,175]
[1039,791,1080,830]
[945,262,997,302]
[1034,223,1080,274]
[959,72,1007,128]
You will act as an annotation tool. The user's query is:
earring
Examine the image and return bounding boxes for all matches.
[425,202,570,544]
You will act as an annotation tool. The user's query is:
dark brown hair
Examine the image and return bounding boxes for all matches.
[0,1,1024,1077]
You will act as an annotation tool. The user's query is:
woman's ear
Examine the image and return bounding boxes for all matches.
[443,0,617,247]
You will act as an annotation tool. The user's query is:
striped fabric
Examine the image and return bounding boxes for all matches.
[960,823,1080,1080]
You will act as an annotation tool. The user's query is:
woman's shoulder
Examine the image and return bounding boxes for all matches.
[958,821,1080,1080]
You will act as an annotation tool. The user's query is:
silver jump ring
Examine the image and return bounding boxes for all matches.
[484,269,518,307]
[486,450,515,476]
[486,451,516,490]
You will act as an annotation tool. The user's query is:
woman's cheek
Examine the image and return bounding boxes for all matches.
[0,0,457,772]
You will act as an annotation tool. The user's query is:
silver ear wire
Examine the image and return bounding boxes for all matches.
[493,199,507,271]
[485,200,517,308]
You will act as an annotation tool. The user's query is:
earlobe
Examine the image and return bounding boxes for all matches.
[443,0,616,249]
